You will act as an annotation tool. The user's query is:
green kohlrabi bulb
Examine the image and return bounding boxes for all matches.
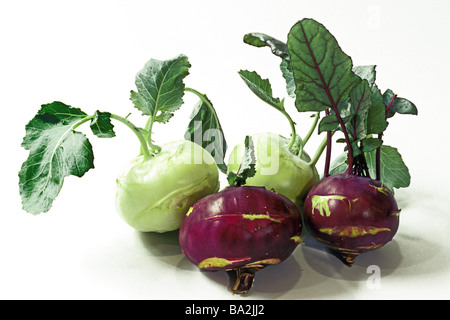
[116,140,220,232]
[227,132,319,207]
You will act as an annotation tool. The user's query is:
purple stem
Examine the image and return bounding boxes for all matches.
[324,110,332,177]
[376,93,397,180]
[324,131,332,177]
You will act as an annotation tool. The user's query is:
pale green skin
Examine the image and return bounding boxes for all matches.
[228,132,319,206]
[116,140,220,232]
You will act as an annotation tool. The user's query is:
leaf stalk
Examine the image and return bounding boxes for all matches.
[302,112,319,147]
[143,115,161,155]
[308,132,332,168]
[376,93,397,180]
[109,114,152,161]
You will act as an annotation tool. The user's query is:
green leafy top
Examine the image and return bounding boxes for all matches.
[19,54,228,215]
[383,89,418,118]
[238,70,300,155]
[243,32,295,98]
[287,18,362,113]
[243,18,417,190]
[238,70,285,111]
[130,54,191,153]
[243,33,289,61]
[129,54,228,170]
[130,54,191,122]
[90,111,116,138]
[19,102,116,214]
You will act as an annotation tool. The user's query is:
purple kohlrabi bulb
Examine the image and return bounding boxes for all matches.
[179,186,302,294]
[303,173,400,266]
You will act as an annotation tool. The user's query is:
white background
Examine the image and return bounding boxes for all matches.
[1,0,449,299]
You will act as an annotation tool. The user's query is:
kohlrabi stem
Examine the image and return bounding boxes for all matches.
[375,134,382,180]
[338,119,354,174]
[185,87,214,111]
[302,112,319,147]
[322,109,332,177]
[308,131,333,168]
[109,114,152,161]
[280,108,297,151]
[261,97,297,152]
[376,93,397,180]
[72,115,95,130]
[144,115,161,154]
[324,131,332,177]
[72,113,152,161]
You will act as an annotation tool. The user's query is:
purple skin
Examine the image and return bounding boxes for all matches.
[179,186,302,294]
[303,173,400,266]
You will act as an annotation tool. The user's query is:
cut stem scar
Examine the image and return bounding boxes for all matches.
[230,268,256,295]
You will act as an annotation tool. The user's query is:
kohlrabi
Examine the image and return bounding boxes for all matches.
[19,54,226,233]
[228,131,319,206]
[115,140,219,232]
[285,18,417,265]
[179,137,303,294]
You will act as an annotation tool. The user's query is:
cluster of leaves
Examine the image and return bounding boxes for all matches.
[19,102,116,214]
[130,55,191,125]
[19,18,417,216]
[241,18,417,191]
[130,54,227,172]
[19,54,228,215]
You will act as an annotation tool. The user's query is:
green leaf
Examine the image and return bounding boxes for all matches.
[238,70,284,111]
[19,102,94,215]
[347,79,372,141]
[154,111,174,124]
[383,89,418,118]
[367,84,388,134]
[351,65,387,135]
[287,18,361,113]
[185,93,228,174]
[361,136,382,152]
[318,112,352,134]
[243,33,290,60]
[90,111,116,138]
[280,59,296,98]
[130,54,191,123]
[227,136,256,187]
[353,65,376,85]
[328,152,349,177]
[242,33,296,99]
[318,114,340,133]
[365,145,411,190]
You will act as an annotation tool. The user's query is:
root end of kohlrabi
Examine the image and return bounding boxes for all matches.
[228,268,256,295]
[328,248,359,267]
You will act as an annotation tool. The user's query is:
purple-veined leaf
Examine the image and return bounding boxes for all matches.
[287,18,361,113]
